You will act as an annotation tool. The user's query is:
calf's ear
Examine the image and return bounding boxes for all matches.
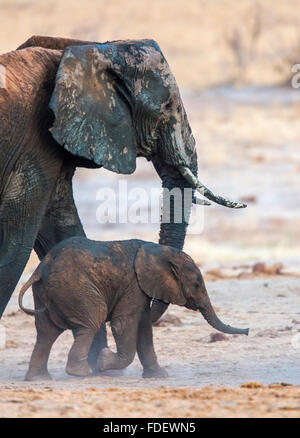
[134,243,186,306]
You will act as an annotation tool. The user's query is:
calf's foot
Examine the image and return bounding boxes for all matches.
[66,360,92,377]
[142,366,168,379]
[97,347,133,372]
[97,347,118,371]
[25,370,53,382]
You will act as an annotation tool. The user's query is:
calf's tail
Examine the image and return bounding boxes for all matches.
[18,264,45,316]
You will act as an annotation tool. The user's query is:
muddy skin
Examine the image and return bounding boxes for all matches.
[0,36,244,364]
[18,237,248,381]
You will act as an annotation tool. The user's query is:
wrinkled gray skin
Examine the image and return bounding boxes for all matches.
[0,36,245,366]
[19,238,249,381]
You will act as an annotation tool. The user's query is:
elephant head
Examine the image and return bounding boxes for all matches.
[48,39,245,240]
[135,243,249,335]
[48,39,245,204]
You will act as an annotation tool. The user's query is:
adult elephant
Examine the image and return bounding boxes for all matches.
[0,36,245,362]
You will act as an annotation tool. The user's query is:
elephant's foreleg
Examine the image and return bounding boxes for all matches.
[97,313,140,372]
[0,160,59,317]
[0,222,38,317]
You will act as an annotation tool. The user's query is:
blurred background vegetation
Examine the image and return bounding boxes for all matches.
[1,0,300,89]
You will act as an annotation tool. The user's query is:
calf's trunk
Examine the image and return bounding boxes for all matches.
[199,288,249,335]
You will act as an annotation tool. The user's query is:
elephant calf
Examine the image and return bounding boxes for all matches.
[19,237,249,381]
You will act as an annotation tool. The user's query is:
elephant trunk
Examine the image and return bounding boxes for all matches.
[158,177,192,250]
[151,156,196,323]
[199,288,249,335]
[152,156,195,251]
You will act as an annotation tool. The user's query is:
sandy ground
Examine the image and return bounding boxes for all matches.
[1,1,300,416]
[1,274,300,417]
[0,385,300,418]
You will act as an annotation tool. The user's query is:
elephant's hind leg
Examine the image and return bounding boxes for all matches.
[26,294,63,381]
[88,327,109,370]
[66,326,98,377]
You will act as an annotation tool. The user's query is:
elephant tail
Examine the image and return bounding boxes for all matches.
[18,263,46,316]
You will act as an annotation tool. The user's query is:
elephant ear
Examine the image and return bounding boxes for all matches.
[17,35,97,51]
[134,243,186,306]
[49,44,137,174]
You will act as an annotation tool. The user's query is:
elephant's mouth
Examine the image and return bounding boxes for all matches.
[185,296,199,311]
[186,303,198,311]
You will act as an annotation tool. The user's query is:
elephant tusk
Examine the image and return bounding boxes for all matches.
[193,197,211,206]
[178,166,247,209]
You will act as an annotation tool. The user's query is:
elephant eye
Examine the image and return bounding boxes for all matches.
[165,101,173,111]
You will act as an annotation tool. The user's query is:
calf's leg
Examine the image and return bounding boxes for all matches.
[26,294,63,381]
[97,313,140,372]
[66,326,97,377]
[137,305,168,378]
